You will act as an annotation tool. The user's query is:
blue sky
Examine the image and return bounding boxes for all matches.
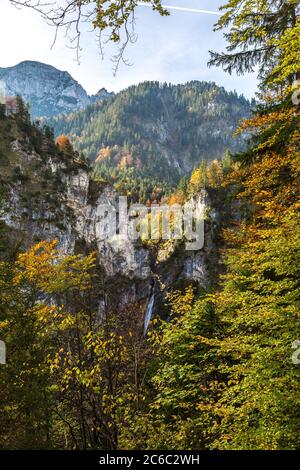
[0,1,258,98]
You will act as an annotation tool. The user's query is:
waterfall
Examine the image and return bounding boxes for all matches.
[144,283,155,335]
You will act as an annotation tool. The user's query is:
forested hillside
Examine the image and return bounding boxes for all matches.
[50,81,251,182]
[0,0,299,453]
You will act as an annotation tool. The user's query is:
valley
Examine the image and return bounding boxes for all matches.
[0,0,299,451]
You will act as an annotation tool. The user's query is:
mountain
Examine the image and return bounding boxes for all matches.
[0,63,251,183]
[49,81,252,183]
[0,61,111,118]
[0,99,220,310]
[90,87,112,103]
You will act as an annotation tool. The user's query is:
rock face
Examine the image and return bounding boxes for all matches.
[1,131,219,313]
[1,141,218,310]
[90,88,113,103]
[64,170,221,315]
[0,61,110,118]
[67,173,151,280]
[1,134,153,308]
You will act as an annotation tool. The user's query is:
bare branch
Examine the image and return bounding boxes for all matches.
[8,1,169,73]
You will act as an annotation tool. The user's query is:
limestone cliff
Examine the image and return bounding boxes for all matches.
[1,136,220,315]
[0,61,110,118]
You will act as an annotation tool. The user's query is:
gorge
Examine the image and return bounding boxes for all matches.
[0,64,243,323]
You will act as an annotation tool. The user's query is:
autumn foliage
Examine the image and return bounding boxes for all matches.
[55,134,74,158]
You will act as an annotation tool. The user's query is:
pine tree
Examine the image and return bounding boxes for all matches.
[209,0,299,87]
[135,0,300,451]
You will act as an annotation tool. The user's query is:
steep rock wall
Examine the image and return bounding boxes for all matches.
[1,138,219,313]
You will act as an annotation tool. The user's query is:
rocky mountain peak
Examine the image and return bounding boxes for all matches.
[91,87,113,102]
[0,61,110,119]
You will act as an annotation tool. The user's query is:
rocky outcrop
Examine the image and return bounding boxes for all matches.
[67,172,151,280]
[1,137,219,312]
[90,88,112,103]
[0,61,111,118]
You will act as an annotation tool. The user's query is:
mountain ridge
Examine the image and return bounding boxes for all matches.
[0,60,111,118]
[0,60,252,185]
[50,80,252,183]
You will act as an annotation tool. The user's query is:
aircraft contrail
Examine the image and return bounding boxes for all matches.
[137,3,222,16]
